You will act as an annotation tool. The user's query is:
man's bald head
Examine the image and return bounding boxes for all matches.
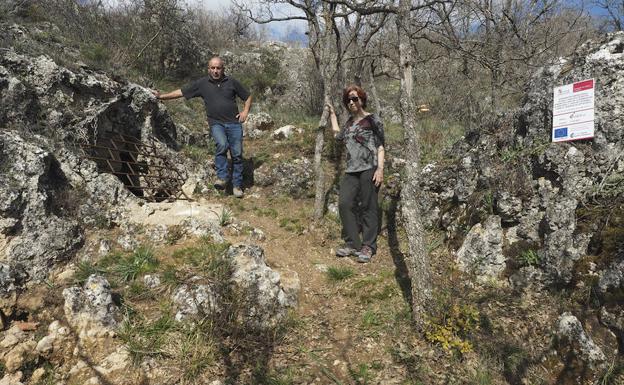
[208,57,225,80]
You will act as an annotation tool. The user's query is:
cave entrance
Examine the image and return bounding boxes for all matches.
[81,132,190,202]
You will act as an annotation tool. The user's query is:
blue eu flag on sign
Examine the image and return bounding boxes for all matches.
[554,127,568,138]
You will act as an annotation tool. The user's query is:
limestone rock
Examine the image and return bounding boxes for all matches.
[143,274,161,289]
[597,258,624,299]
[0,371,23,385]
[243,112,274,138]
[227,244,299,325]
[0,131,84,288]
[555,312,606,377]
[172,280,217,322]
[4,339,35,373]
[271,125,302,140]
[253,157,314,198]
[63,275,118,334]
[456,216,505,281]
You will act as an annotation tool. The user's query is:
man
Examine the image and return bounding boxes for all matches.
[154,56,252,198]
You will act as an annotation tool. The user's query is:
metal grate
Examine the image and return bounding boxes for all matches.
[81,132,190,202]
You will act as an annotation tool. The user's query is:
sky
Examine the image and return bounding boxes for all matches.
[191,0,307,43]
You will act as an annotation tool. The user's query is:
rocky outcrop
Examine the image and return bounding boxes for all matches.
[172,244,299,327]
[418,32,624,289]
[0,131,84,287]
[0,28,191,293]
[254,157,315,198]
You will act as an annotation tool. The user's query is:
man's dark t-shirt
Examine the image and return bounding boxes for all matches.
[181,76,250,124]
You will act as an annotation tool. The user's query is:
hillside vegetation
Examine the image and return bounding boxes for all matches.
[0,1,623,385]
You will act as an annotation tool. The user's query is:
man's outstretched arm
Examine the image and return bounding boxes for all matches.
[153,89,183,100]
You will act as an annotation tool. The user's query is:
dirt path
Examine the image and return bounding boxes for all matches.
[216,191,420,384]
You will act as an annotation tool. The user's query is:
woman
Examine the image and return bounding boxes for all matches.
[328,85,385,263]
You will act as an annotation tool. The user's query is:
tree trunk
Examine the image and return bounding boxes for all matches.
[313,94,331,220]
[312,3,345,221]
[396,0,431,331]
[368,61,383,117]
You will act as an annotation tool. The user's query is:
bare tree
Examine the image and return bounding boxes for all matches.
[593,0,624,30]
[395,0,433,331]
[234,0,383,220]
[430,0,591,114]
[325,0,446,329]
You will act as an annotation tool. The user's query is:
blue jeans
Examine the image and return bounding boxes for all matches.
[210,122,243,187]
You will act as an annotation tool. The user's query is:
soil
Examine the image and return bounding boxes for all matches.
[206,185,433,384]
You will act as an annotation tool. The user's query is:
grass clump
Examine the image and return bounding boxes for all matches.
[325,266,355,282]
[349,271,399,304]
[74,260,108,284]
[174,322,217,382]
[171,241,231,278]
[349,362,375,384]
[279,217,305,235]
[73,247,158,285]
[119,312,176,364]
[516,249,540,267]
[598,359,624,385]
[218,208,233,226]
[115,247,159,282]
[361,309,383,329]
[182,145,213,163]
[254,207,279,218]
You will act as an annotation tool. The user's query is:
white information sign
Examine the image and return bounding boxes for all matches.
[552,79,595,142]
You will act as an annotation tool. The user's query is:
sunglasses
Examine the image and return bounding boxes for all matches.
[347,96,360,103]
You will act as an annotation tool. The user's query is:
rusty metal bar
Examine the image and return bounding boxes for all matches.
[83,155,178,172]
[79,132,190,202]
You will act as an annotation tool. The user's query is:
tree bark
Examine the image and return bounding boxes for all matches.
[313,95,331,220]
[396,0,431,331]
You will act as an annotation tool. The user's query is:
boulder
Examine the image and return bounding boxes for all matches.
[171,244,299,327]
[227,244,299,325]
[555,312,606,383]
[63,275,119,335]
[456,215,505,281]
[243,112,274,138]
[253,157,314,198]
[172,280,218,322]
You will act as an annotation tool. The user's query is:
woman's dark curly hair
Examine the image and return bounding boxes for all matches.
[342,84,367,108]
